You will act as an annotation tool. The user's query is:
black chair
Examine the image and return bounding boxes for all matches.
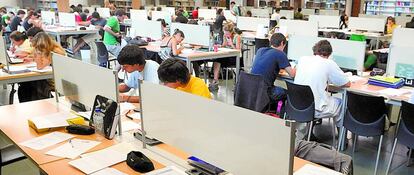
[0,144,26,175]
[254,38,269,54]
[95,41,117,68]
[340,91,387,175]
[386,101,414,174]
[269,20,277,30]
[234,71,270,113]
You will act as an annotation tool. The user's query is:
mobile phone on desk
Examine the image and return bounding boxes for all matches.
[187,156,225,175]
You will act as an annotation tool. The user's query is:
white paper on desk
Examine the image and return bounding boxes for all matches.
[20,132,74,150]
[294,164,343,175]
[127,112,141,120]
[90,168,127,175]
[69,143,133,174]
[145,166,187,175]
[28,66,52,73]
[76,111,92,120]
[46,139,101,159]
[121,121,141,132]
[347,75,364,82]
[29,111,78,129]
[217,48,234,52]
[120,102,136,114]
[377,88,411,97]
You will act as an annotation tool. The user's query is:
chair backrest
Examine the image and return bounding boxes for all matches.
[401,101,414,134]
[95,41,109,68]
[285,81,315,122]
[255,38,269,53]
[234,71,270,112]
[346,91,387,124]
[269,20,277,29]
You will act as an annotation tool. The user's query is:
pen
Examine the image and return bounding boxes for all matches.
[69,139,74,148]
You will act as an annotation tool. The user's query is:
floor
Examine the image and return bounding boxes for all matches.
[1,77,413,175]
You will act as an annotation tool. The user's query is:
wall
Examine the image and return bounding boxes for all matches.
[0,0,22,8]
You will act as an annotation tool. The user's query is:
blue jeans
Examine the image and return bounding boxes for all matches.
[270,86,287,101]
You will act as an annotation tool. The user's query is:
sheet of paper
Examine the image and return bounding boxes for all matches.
[29,111,78,129]
[121,121,141,132]
[28,66,53,73]
[377,88,411,97]
[294,164,343,175]
[347,75,364,82]
[145,166,187,175]
[46,139,101,159]
[80,142,135,158]
[120,102,136,114]
[20,132,74,150]
[91,168,127,175]
[76,111,92,120]
[127,112,141,120]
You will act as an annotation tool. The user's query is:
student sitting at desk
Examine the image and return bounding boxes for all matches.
[159,29,185,60]
[251,33,296,102]
[9,10,25,32]
[210,22,242,91]
[156,19,170,39]
[386,16,398,34]
[103,9,127,58]
[406,17,414,28]
[271,8,281,24]
[117,45,160,103]
[26,26,43,41]
[31,32,66,69]
[175,11,188,24]
[294,40,350,140]
[294,8,303,20]
[9,31,33,58]
[158,58,212,99]
[22,10,40,31]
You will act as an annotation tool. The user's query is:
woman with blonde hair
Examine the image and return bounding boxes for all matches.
[31,32,66,70]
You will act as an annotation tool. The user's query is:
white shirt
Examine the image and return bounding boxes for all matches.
[271,13,281,23]
[125,60,160,89]
[294,55,349,111]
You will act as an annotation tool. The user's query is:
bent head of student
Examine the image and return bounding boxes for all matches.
[16,10,26,18]
[270,33,287,50]
[158,58,190,89]
[387,16,396,25]
[115,9,127,22]
[26,27,44,41]
[10,31,27,46]
[312,40,332,58]
[173,29,185,43]
[216,8,223,16]
[117,45,147,73]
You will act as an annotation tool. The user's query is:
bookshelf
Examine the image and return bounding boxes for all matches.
[365,0,414,16]
[37,0,59,11]
[305,0,346,10]
[110,0,132,13]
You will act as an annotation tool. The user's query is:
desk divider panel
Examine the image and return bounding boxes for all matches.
[162,7,175,16]
[237,16,270,31]
[348,17,386,32]
[130,9,148,22]
[52,54,119,109]
[251,8,270,18]
[0,35,8,65]
[309,15,340,29]
[41,11,56,25]
[391,28,414,47]
[387,45,414,79]
[302,9,315,16]
[358,14,388,20]
[170,23,210,47]
[396,16,413,27]
[288,35,365,72]
[96,8,110,18]
[198,9,217,20]
[279,19,318,37]
[131,20,162,40]
[224,10,237,22]
[280,10,294,19]
[58,12,76,27]
[151,11,172,24]
[319,9,340,16]
[140,82,295,175]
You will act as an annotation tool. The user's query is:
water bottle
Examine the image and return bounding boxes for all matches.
[93,108,105,134]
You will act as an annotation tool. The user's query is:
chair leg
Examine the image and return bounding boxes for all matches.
[331,119,336,148]
[307,121,314,141]
[338,126,345,151]
[374,135,384,175]
[225,68,229,102]
[407,149,412,167]
[385,138,398,175]
[352,134,357,153]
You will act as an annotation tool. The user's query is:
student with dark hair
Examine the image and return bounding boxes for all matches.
[294,8,303,20]
[159,29,185,60]
[156,7,162,11]
[156,18,170,38]
[9,31,32,58]
[22,11,40,31]
[294,40,350,140]
[9,10,25,31]
[26,26,44,40]
[90,12,107,28]
[271,8,281,23]
[175,11,188,24]
[406,17,414,28]
[158,58,211,99]
[246,10,252,17]
[230,1,241,16]
[214,8,227,44]
[104,9,128,57]
[81,9,90,21]
[386,16,397,34]
[251,33,296,101]
[117,45,160,103]
[0,8,7,30]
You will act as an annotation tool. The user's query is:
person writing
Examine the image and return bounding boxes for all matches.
[158,29,185,60]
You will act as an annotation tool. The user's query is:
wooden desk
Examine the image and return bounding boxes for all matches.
[0,71,52,85]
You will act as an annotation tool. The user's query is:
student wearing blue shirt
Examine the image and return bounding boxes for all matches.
[117,45,160,103]
[251,33,296,101]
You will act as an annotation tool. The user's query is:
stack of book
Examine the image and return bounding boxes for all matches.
[368,76,405,89]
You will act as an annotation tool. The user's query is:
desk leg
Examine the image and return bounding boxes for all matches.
[186,59,192,75]
[376,38,380,50]
[236,55,240,83]
[337,90,347,151]
[9,83,16,105]
[56,34,61,45]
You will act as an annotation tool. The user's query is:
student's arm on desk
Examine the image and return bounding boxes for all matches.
[171,39,183,56]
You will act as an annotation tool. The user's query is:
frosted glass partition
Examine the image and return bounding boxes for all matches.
[280,10,294,19]
[348,17,386,32]
[358,14,388,20]
[52,54,119,109]
[0,35,7,65]
[152,11,172,24]
[251,8,270,18]
[319,9,339,16]
[391,28,414,46]
[302,8,315,16]
[96,8,110,18]
[130,9,148,22]
[309,15,340,28]
[58,13,76,27]
[288,35,365,71]
[162,7,175,16]
[237,17,270,31]
[170,23,210,46]
[387,45,414,79]
[198,9,217,20]
[396,16,413,27]
[130,20,162,40]
[41,11,56,25]
[279,20,318,37]
[141,82,295,175]
[224,10,237,22]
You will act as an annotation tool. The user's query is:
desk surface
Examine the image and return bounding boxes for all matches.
[347,78,412,102]
[0,99,325,174]
[0,63,53,84]
[142,44,240,60]
[44,27,99,35]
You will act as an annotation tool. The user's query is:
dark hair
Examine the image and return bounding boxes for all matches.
[387,16,395,23]
[312,40,332,57]
[139,6,145,10]
[411,17,414,22]
[115,9,126,17]
[156,7,162,11]
[17,10,26,15]
[187,19,198,25]
[298,8,302,12]
[230,2,236,5]
[0,9,6,14]
[9,12,15,16]
[173,29,185,38]
[10,31,27,41]
[276,8,281,13]
[234,27,242,35]
[26,27,44,38]
[73,7,82,13]
[156,18,166,27]
[92,12,100,19]
[157,58,190,84]
[196,7,199,10]
[270,33,286,47]
[117,45,146,65]
[77,4,83,8]
[246,11,252,16]
[217,8,223,15]
[84,9,90,13]
[280,16,287,19]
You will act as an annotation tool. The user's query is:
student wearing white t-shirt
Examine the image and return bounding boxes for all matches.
[117,45,160,103]
[271,8,281,23]
[294,40,350,140]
